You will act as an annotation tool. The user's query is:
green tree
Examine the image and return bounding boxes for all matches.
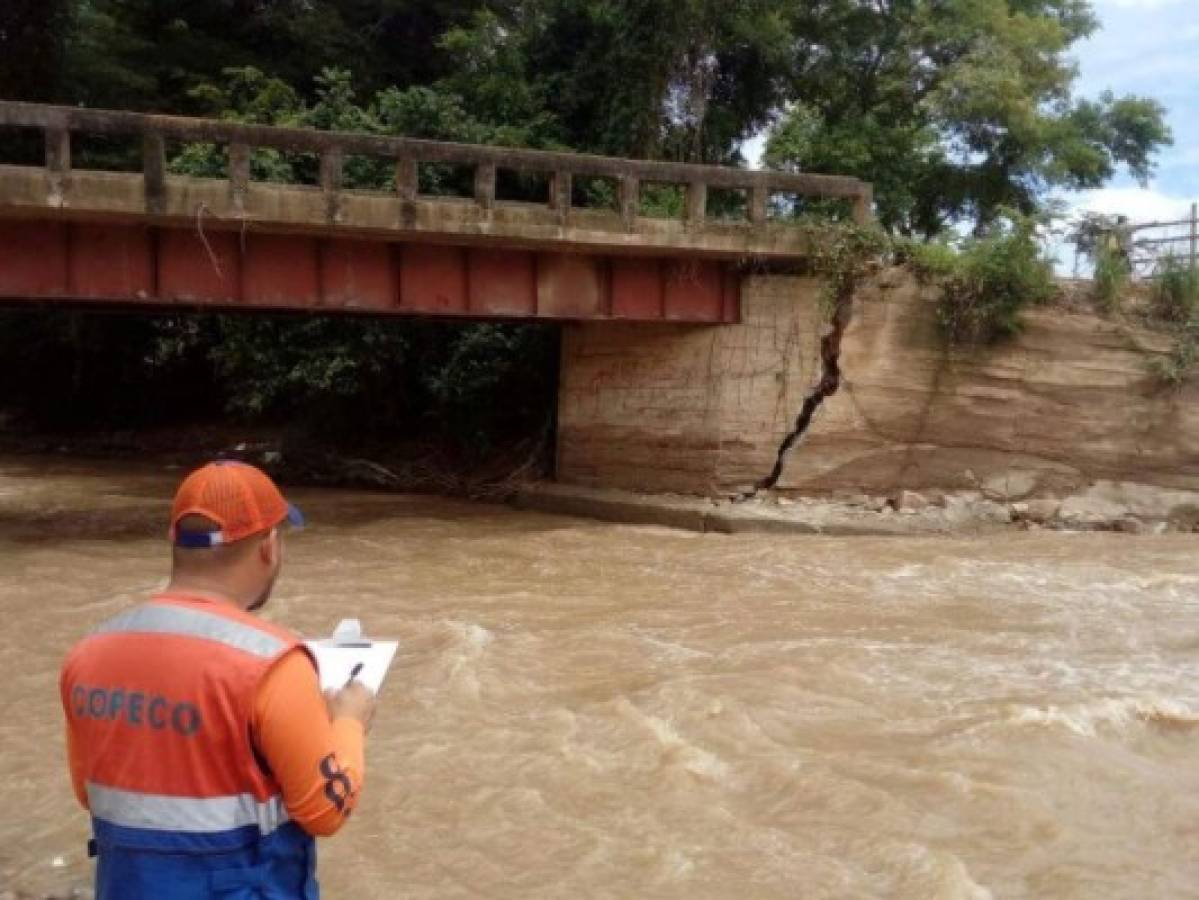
[765,0,1171,237]
[0,0,70,103]
[517,0,792,160]
[55,0,487,113]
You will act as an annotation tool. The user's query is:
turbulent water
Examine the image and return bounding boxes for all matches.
[2,457,1198,899]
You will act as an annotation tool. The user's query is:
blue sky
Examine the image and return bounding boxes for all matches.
[1065,0,1198,223]
[744,0,1197,230]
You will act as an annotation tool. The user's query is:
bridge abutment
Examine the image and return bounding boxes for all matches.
[556,275,825,495]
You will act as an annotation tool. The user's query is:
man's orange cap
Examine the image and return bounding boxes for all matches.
[169,461,305,548]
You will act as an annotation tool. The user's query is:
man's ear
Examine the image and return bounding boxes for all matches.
[258,528,279,566]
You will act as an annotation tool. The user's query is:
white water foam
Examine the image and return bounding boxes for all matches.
[616,698,731,782]
[438,620,495,699]
[1009,696,1199,737]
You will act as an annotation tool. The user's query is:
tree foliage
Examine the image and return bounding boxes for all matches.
[765,0,1171,237]
[48,0,483,113]
[0,304,559,454]
[0,0,70,103]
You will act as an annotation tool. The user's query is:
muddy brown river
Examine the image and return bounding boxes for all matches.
[1,457,1198,899]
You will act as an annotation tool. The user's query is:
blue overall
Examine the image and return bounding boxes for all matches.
[92,816,317,900]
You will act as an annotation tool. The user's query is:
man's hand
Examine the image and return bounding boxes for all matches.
[324,681,377,734]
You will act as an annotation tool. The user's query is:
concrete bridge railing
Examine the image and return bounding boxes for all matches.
[0,101,872,261]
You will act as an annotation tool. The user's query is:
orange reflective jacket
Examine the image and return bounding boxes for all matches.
[62,595,319,898]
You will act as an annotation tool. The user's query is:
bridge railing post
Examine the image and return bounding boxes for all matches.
[550,171,571,222]
[749,183,769,225]
[686,182,707,225]
[44,124,70,205]
[228,143,250,213]
[45,127,70,173]
[474,162,496,214]
[619,175,639,230]
[395,158,418,202]
[852,184,874,226]
[143,132,166,214]
[320,147,344,223]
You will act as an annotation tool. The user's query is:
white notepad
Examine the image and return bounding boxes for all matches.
[304,618,398,694]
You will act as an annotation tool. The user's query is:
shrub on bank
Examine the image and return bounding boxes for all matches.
[1092,245,1130,314]
[898,214,1057,344]
[1152,256,1199,324]
[1144,257,1199,386]
[1149,320,1198,387]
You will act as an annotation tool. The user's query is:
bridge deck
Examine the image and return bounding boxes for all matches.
[0,102,872,322]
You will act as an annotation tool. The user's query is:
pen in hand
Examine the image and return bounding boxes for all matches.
[345,662,364,688]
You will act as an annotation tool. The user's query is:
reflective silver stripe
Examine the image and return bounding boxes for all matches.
[93,604,286,658]
[87,782,288,835]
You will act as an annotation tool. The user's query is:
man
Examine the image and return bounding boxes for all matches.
[60,461,377,899]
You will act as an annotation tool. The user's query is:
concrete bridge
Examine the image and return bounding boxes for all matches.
[0,101,874,495]
[0,101,870,322]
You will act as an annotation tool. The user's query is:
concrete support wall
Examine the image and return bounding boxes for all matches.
[557,270,1199,498]
[556,276,825,494]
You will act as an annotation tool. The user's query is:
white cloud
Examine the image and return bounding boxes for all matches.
[1067,186,1194,224]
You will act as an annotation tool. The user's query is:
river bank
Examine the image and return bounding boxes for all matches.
[516,480,1199,536]
[2,427,1196,539]
[0,423,550,501]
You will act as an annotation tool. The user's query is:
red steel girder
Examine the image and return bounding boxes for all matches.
[0,220,740,323]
